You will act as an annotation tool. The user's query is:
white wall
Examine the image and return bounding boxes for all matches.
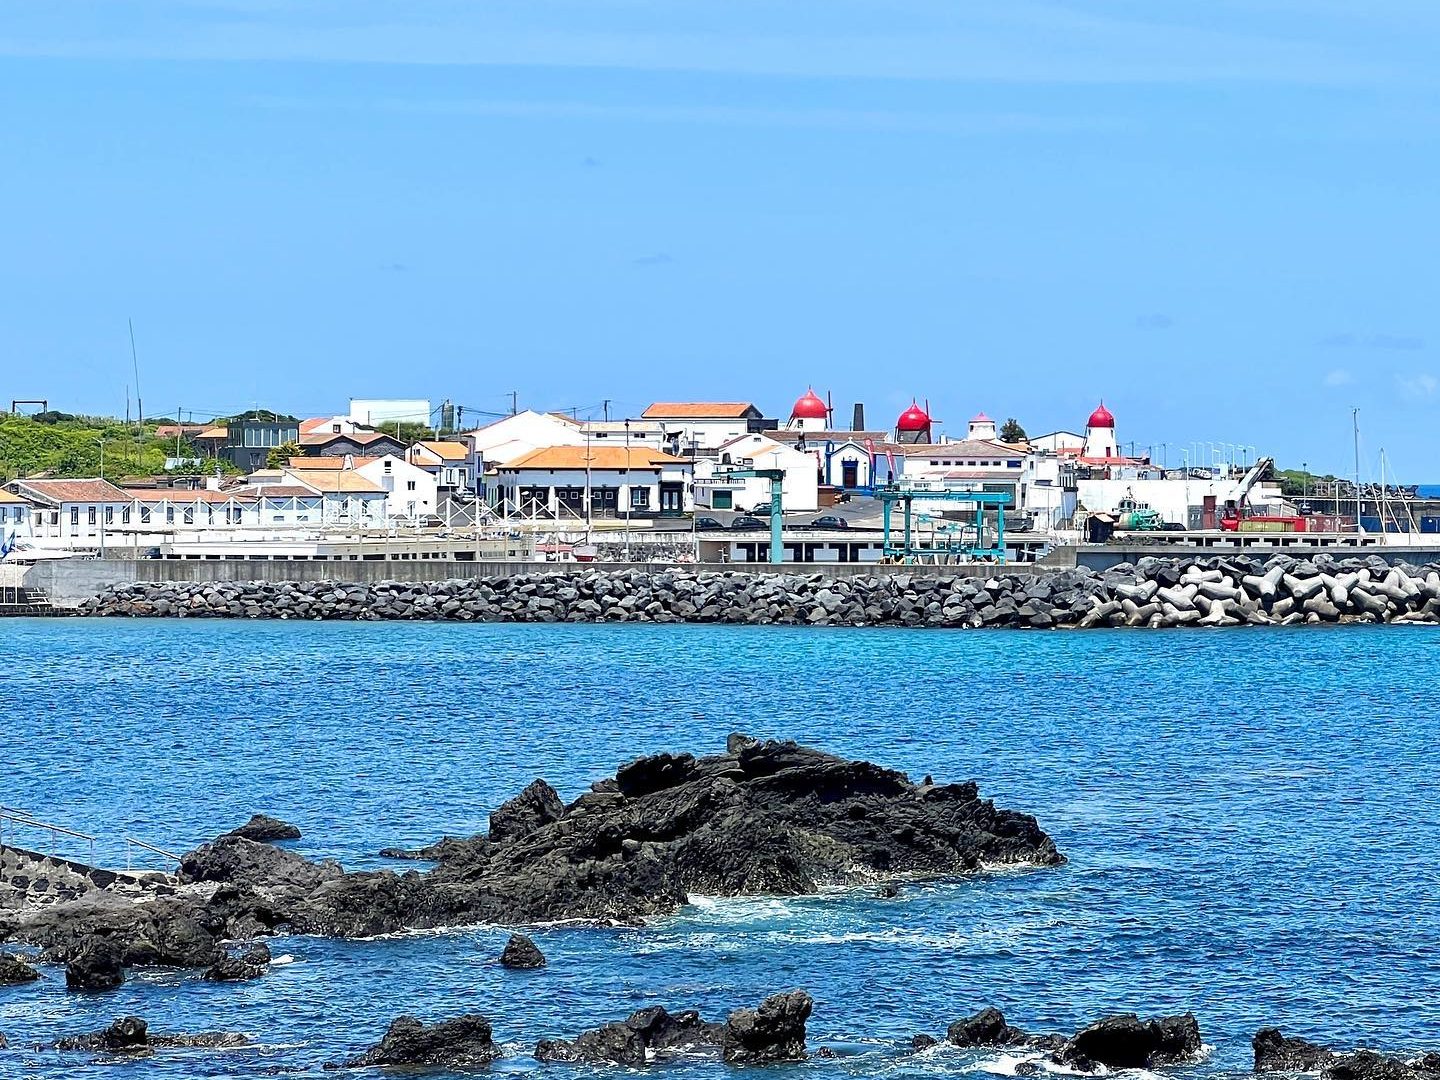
[353,456,440,523]
[697,434,819,512]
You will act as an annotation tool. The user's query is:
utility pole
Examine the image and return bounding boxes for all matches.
[624,419,631,562]
[509,391,518,416]
[602,399,610,422]
[129,318,144,434]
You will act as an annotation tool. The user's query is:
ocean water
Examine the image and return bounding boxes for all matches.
[3,620,1439,1078]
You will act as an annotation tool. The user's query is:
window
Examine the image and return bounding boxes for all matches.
[50,510,59,526]
[207,506,215,524]
[384,461,393,472]
[88,507,96,525]
[166,507,175,524]
[630,487,651,510]
[103,506,113,524]
[406,480,415,491]
[141,506,152,524]
[122,506,131,524]
[332,424,341,433]
[183,507,194,524]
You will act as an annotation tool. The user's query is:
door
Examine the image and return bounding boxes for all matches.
[841,459,859,489]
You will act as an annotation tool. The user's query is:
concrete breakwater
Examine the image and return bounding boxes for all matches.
[76,552,1440,628]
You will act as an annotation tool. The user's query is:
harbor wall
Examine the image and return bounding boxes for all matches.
[75,551,1440,628]
[26,557,1044,608]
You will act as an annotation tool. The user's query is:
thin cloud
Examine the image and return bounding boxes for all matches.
[1322,332,1425,350]
[1397,373,1438,398]
[0,1,1407,88]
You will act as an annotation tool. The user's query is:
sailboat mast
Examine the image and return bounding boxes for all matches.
[1352,407,1361,532]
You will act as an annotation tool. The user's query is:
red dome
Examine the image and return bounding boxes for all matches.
[897,401,931,432]
[791,388,829,421]
[1087,402,1115,428]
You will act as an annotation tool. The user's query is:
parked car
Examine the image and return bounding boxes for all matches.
[694,516,726,531]
[749,502,774,515]
[808,515,850,529]
[1159,521,1187,531]
[729,515,765,530]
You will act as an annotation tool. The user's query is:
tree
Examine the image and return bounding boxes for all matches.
[266,440,302,469]
[1000,418,1028,443]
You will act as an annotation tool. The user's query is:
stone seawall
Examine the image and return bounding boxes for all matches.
[77,552,1440,628]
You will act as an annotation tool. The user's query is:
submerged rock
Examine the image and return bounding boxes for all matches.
[1055,1013,1201,1071]
[1255,1033,1440,1080]
[53,1015,249,1054]
[55,1015,149,1053]
[64,936,124,990]
[347,1015,500,1068]
[0,954,39,984]
[226,814,301,842]
[912,1034,939,1052]
[721,990,813,1064]
[203,942,271,982]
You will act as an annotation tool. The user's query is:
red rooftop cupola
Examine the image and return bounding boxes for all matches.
[896,400,931,432]
[790,388,829,421]
[1087,402,1115,429]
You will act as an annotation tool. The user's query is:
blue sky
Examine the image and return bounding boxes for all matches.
[3,1,1438,476]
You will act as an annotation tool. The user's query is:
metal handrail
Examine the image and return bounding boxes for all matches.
[125,837,181,864]
[0,807,98,865]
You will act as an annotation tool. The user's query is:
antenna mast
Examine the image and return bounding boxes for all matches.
[129,319,144,434]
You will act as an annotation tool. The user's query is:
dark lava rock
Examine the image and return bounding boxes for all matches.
[3,738,1063,960]
[537,1023,647,1067]
[877,884,900,899]
[0,1032,6,1050]
[625,1006,722,1054]
[949,1007,1028,1048]
[0,954,40,984]
[499,932,546,969]
[1255,1028,1337,1072]
[1327,1051,1440,1080]
[912,1034,939,1052]
[721,990,813,1065]
[347,1015,500,1068]
[536,1005,721,1065]
[203,942,271,982]
[1056,1013,1201,1071]
[179,834,340,895]
[489,779,566,842]
[226,814,301,842]
[53,1016,248,1054]
[55,1015,149,1052]
[65,936,124,991]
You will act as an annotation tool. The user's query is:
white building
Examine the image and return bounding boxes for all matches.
[579,420,674,452]
[5,479,135,552]
[464,410,586,467]
[693,433,819,513]
[0,490,32,550]
[640,402,766,453]
[287,455,439,524]
[492,446,693,519]
[967,413,999,441]
[407,440,477,492]
[300,415,369,438]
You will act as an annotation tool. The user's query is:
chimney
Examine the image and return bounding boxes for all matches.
[852,403,865,432]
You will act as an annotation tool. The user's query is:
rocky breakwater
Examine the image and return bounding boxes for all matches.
[79,553,1440,628]
[0,738,1060,974]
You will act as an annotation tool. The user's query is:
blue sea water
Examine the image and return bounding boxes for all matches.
[3,620,1440,1078]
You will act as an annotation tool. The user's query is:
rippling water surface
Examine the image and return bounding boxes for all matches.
[3,620,1439,1079]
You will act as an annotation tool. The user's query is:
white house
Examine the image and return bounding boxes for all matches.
[768,430,898,490]
[300,415,370,438]
[639,402,766,453]
[579,420,675,453]
[492,446,693,519]
[283,459,419,523]
[407,440,477,492]
[693,433,819,513]
[5,479,134,552]
[463,411,586,465]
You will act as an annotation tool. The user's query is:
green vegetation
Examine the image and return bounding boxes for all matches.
[1000,418,1028,443]
[266,440,303,469]
[1275,467,1339,498]
[0,413,236,482]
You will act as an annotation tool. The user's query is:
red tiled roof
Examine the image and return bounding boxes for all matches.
[501,447,691,471]
[299,431,401,447]
[641,402,760,419]
[8,479,131,503]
